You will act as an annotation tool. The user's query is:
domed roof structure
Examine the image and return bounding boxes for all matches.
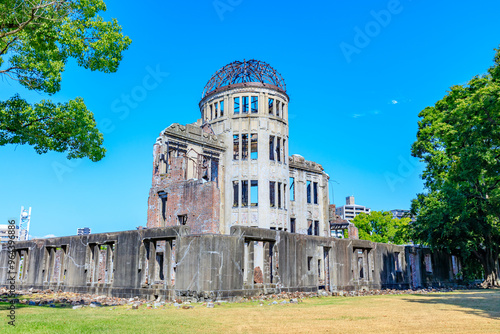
[202,59,287,99]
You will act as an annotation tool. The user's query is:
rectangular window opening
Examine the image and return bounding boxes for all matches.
[290,177,295,201]
[276,137,281,162]
[251,96,258,113]
[269,136,275,161]
[242,96,249,113]
[220,100,224,117]
[233,134,239,160]
[251,134,258,159]
[214,102,218,118]
[234,97,240,114]
[290,218,296,233]
[313,182,318,204]
[268,98,274,115]
[307,256,312,271]
[270,181,275,207]
[177,215,187,225]
[241,180,248,207]
[242,134,248,160]
[276,101,281,117]
[314,221,319,236]
[307,220,313,235]
[251,180,258,206]
[233,181,239,207]
[307,181,312,204]
[278,182,282,209]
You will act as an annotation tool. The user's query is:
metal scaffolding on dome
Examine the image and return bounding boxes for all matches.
[202,59,287,99]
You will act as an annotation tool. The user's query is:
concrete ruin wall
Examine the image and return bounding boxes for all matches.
[1,227,461,301]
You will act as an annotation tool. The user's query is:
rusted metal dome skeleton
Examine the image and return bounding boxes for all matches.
[202,59,287,99]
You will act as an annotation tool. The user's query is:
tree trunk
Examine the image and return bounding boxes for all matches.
[480,248,500,287]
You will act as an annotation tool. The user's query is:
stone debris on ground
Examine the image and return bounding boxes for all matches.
[0,287,462,310]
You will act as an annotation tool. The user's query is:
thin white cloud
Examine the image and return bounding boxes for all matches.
[352,113,364,118]
[391,100,398,105]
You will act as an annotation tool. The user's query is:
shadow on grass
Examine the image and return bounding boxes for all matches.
[402,289,500,320]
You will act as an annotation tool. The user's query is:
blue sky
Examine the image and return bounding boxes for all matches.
[1,0,500,238]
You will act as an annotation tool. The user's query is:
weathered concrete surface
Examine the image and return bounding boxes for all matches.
[1,227,462,301]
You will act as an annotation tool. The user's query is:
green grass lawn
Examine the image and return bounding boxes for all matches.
[1,290,499,333]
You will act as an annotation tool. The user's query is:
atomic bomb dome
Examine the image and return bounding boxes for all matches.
[202,59,287,99]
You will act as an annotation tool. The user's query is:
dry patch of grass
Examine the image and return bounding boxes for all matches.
[0,290,499,333]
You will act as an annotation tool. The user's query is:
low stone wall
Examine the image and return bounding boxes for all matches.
[0,227,460,301]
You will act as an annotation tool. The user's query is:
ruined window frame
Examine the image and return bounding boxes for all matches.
[234,97,240,114]
[314,220,319,236]
[233,134,239,160]
[241,134,248,160]
[251,180,258,207]
[269,135,275,161]
[277,182,282,209]
[276,100,281,117]
[269,181,276,207]
[214,102,218,118]
[289,177,295,201]
[220,100,224,117]
[290,218,296,233]
[268,98,274,115]
[306,180,312,204]
[251,133,258,159]
[242,96,249,113]
[313,182,318,204]
[241,180,248,207]
[233,181,239,207]
[276,137,281,163]
[251,96,258,113]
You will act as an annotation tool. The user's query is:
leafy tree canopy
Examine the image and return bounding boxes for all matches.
[411,46,500,286]
[352,211,411,245]
[0,0,131,161]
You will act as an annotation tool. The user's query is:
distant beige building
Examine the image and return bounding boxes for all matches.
[335,196,370,222]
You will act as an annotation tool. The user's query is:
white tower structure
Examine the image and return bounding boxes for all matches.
[19,206,31,241]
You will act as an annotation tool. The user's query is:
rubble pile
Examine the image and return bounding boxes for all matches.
[0,287,457,310]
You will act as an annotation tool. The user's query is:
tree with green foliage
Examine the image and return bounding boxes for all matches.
[352,211,411,245]
[0,0,131,161]
[411,46,500,287]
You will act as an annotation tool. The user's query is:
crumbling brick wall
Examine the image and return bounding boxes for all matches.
[147,156,220,234]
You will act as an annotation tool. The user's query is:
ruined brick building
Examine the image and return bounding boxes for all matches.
[1,60,463,301]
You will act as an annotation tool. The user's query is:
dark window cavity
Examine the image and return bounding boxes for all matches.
[290,218,296,233]
[313,182,318,204]
[278,182,282,209]
[268,98,274,115]
[314,221,319,236]
[241,180,248,207]
[269,135,275,160]
[233,181,239,207]
[270,181,275,207]
[307,181,312,204]
[276,137,281,162]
